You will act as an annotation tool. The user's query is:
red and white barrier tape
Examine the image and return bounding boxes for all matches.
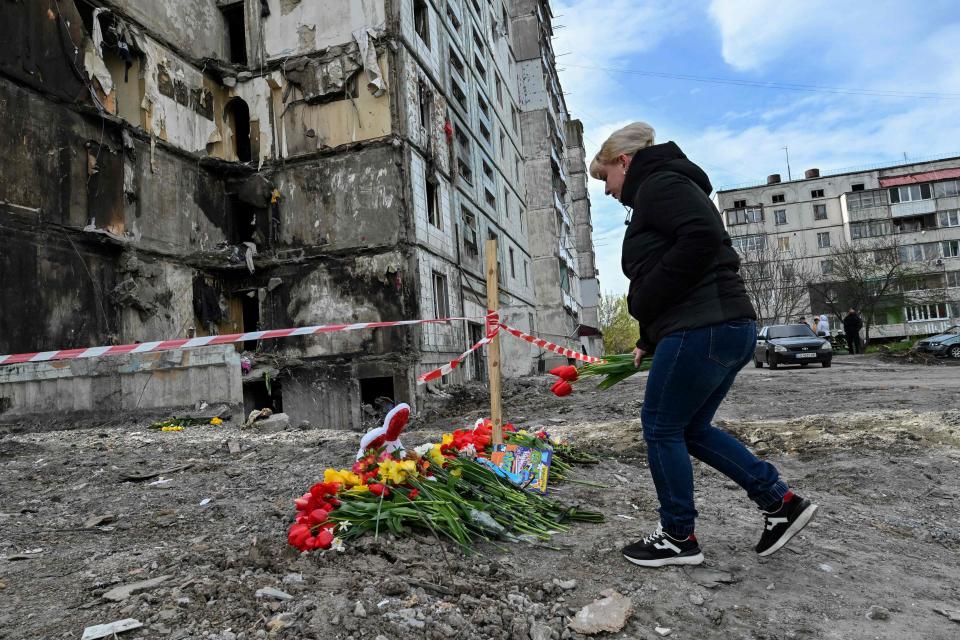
[0,315,489,366]
[417,315,603,383]
[498,322,605,364]
[416,311,499,384]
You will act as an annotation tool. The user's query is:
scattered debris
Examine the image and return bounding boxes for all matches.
[102,575,172,602]
[119,464,192,482]
[243,408,274,428]
[553,578,577,591]
[567,589,633,635]
[866,605,890,621]
[83,514,116,528]
[81,618,143,640]
[655,626,673,637]
[689,592,705,606]
[4,548,44,561]
[255,586,293,601]
[684,567,738,589]
[934,607,960,623]
[256,412,291,433]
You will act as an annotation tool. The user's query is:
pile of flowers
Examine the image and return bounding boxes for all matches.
[547,355,642,397]
[287,408,602,553]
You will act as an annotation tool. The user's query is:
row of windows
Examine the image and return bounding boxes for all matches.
[849,209,960,239]
[736,178,960,212]
[727,203,827,226]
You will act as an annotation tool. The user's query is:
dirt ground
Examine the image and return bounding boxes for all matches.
[1,354,959,640]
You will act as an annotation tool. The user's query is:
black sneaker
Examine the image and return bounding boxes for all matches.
[756,491,818,557]
[622,524,704,567]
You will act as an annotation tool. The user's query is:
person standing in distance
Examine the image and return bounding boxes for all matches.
[843,308,864,354]
[589,122,818,567]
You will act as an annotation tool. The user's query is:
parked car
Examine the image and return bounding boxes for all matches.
[755,324,832,369]
[915,326,960,359]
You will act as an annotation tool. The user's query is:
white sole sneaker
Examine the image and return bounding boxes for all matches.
[757,503,818,557]
[623,552,705,567]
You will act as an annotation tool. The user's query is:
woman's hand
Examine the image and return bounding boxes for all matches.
[633,347,646,367]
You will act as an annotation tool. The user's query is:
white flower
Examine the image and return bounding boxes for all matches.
[331,537,346,552]
[414,443,433,457]
[461,443,478,458]
[337,521,351,533]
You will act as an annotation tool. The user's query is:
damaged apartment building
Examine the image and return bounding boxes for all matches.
[0,0,599,428]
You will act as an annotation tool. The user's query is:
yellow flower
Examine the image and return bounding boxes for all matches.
[346,484,370,493]
[209,417,223,426]
[323,468,364,487]
[377,459,418,485]
[441,433,454,446]
[161,425,184,432]
[428,444,446,468]
[451,468,462,478]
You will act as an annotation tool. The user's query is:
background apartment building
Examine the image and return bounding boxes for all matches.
[509,0,601,366]
[715,156,960,339]
[0,0,598,427]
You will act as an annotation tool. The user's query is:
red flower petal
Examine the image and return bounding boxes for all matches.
[314,529,334,550]
[551,380,573,397]
[308,509,329,525]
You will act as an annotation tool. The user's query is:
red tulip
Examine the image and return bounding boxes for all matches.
[549,365,578,381]
[368,483,390,497]
[288,523,311,548]
[308,508,329,525]
[314,529,334,549]
[408,488,419,500]
[294,494,312,511]
[550,380,573,397]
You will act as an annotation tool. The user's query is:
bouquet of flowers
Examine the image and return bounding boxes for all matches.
[287,406,603,553]
[548,354,641,397]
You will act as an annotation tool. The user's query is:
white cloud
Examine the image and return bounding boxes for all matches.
[555,1,960,296]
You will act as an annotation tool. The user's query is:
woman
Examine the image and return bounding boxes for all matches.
[589,122,817,567]
[817,314,830,337]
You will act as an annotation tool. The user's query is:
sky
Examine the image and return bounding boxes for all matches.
[550,0,960,295]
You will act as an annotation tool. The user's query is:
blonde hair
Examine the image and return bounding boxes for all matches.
[589,122,656,179]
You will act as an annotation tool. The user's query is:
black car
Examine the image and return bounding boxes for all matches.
[755,324,832,369]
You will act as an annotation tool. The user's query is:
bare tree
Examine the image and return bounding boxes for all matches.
[806,235,945,343]
[738,240,817,327]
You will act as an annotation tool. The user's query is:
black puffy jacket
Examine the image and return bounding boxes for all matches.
[619,142,756,350]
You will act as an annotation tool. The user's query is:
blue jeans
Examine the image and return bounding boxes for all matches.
[641,319,789,537]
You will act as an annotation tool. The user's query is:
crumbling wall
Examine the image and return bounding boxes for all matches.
[105,0,229,61]
[272,251,412,359]
[263,0,386,59]
[0,215,121,355]
[272,143,404,249]
[279,49,392,156]
[0,0,89,104]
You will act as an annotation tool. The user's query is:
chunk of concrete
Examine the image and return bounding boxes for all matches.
[256,412,290,433]
[567,589,633,635]
[102,575,172,602]
[81,618,143,640]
